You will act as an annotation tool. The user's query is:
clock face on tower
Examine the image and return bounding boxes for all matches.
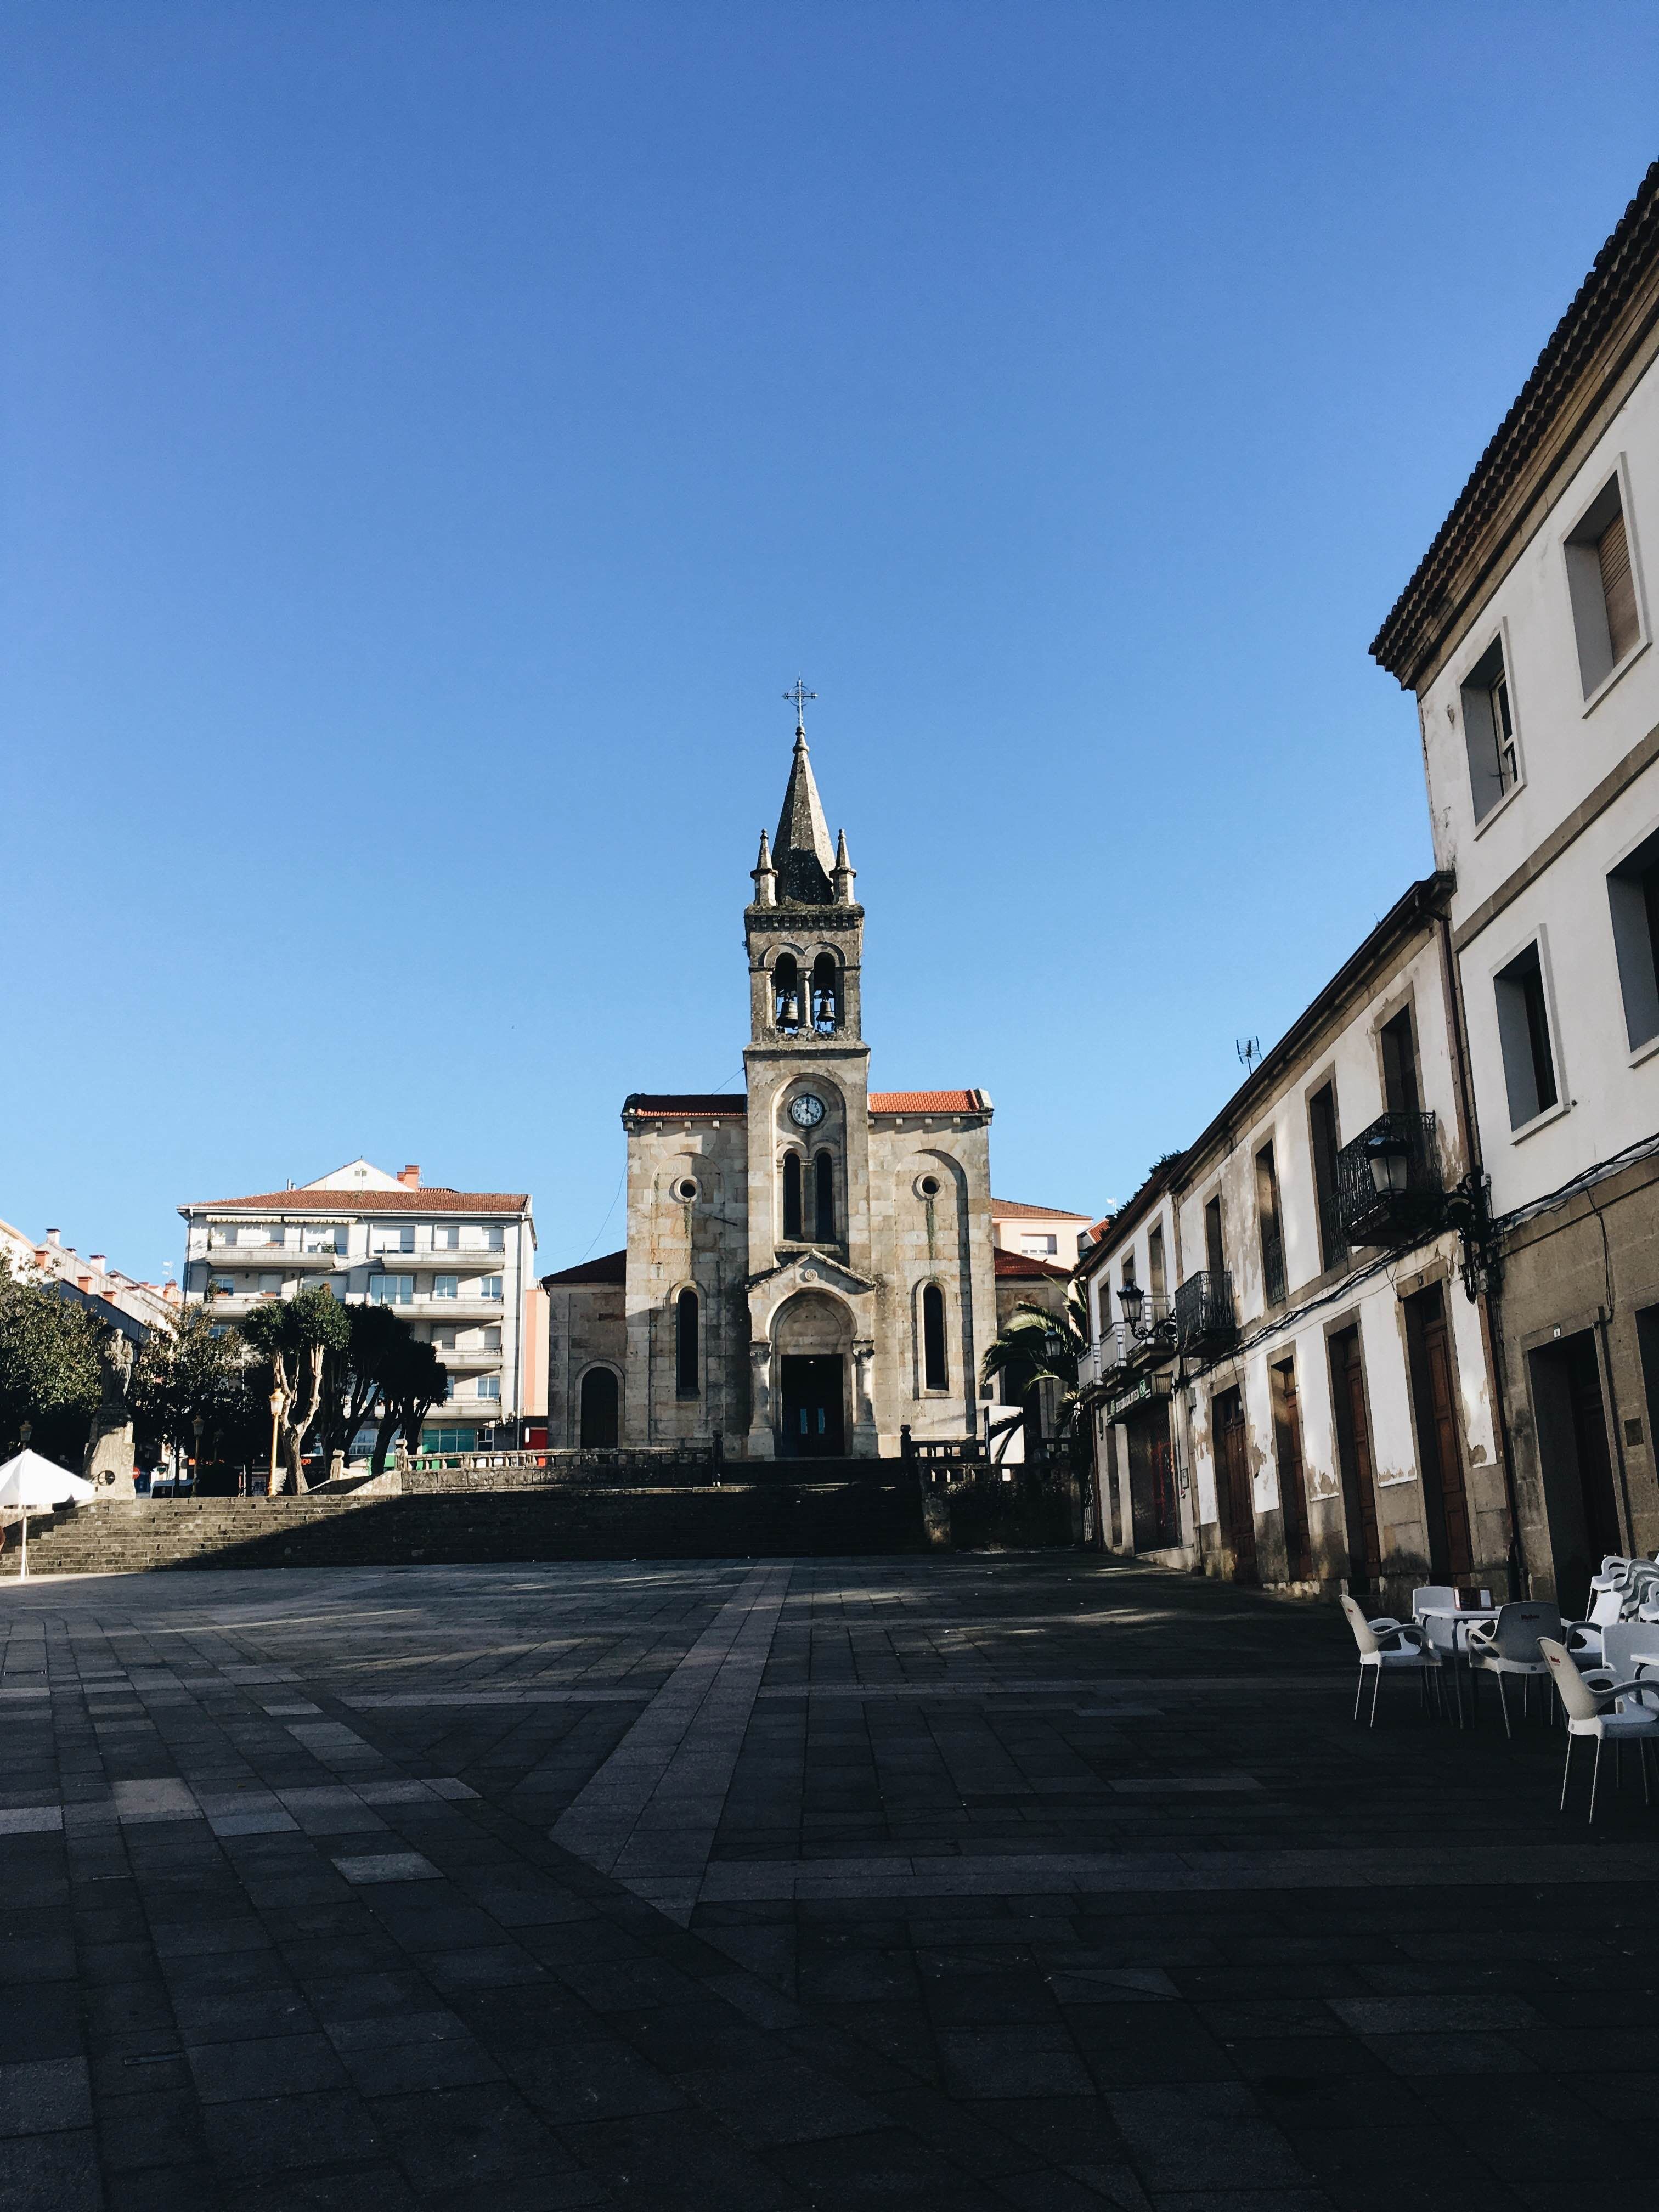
[788,1093,827,1128]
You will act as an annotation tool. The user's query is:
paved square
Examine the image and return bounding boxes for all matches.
[2,1553,1655,2208]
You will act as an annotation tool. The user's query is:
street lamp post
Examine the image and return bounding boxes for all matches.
[191,1414,205,1494]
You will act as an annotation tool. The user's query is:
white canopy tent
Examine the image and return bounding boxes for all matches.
[0,1450,97,1579]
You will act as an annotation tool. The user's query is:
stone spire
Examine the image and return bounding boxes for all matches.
[771,726,837,905]
[832,828,855,904]
[752,828,777,907]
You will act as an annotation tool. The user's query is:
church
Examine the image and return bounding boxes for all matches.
[543,708,1012,1460]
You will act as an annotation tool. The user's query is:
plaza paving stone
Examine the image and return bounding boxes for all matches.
[1,1551,1656,2209]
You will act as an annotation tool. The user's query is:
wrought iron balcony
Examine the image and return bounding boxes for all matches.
[1336,1111,1443,1248]
[1173,1270,1237,1358]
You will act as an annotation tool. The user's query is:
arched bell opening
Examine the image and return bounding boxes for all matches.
[781,1150,804,1242]
[773,953,802,1032]
[810,952,839,1034]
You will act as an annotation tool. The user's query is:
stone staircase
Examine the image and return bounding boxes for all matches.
[1,1481,924,1575]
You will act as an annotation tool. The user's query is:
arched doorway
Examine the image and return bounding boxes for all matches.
[579,1367,620,1448]
[774,1291,851,1458]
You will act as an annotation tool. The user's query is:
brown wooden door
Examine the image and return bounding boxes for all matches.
[1271,1359,1312,1581]
[1403,1285,1472,1580]
[1329,1327,1381,1590]
[1213,1387,1257,1583]
[1148,1427,1181,1549]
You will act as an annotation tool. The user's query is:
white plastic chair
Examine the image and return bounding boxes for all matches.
[1341,1595,1444,1728]
[1563,1583,1626,1668]
[1465,1601,1562,1736]
[1539,1637,1659,1822]
[1412,1585,1457,1617]
[1601,1621,1659,1686]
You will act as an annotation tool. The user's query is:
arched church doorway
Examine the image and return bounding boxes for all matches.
[578,1367,619,1448]
[774,1291,850,1457]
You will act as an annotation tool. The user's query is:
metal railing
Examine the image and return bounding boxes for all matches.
[1173,1269,1237,1357]
[1336,1111,1443,1249]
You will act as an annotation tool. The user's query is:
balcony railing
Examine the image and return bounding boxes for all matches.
[1174,1270,1237,1358]
[1336,1111,1443,1249]
[1078,1327,1131,1390]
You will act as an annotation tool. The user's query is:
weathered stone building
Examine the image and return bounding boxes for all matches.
[1372,161,1659,1611]
[543,720,1003,1459]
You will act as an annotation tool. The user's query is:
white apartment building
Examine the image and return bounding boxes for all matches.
[1,1218,181,1333]
[989,1199,1096,1266]
[179,1159,544,1452]
[1077,878,1510,1606]
[1373,162,1659,1609]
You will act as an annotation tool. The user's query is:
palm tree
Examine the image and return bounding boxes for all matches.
[980,1285,1091,1451]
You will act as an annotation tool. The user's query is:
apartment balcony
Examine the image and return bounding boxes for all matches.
[1173,1270,1237,1358]
[1078,1328,1131,1391]
[431,1342,503,1372]
[202,1245,345,1269]
[382,1296,506,1321]
[1124,1294,1177,1369]
[1336,1111,1443,1249]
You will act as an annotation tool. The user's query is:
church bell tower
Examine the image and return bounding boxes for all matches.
[743,690,872,1271]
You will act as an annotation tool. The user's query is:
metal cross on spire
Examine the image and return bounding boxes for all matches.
[783,678,817,733]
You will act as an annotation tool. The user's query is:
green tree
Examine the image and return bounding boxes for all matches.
[238,1287,351,1493]
[129,1303,265,1486]
[320,1303,422,1469]
[371,1333,449,1475]
[0,1257,103,1463]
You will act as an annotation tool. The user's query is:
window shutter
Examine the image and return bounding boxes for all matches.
[1598,508,1640,663]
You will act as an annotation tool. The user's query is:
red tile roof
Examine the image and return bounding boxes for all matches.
[620,1089,991,1118]
[623,1095,746,1118]
[991,1197,1091,1220]
[542,1249,627,1286]
[180,1189,529,1215]
[994,1248,1071,1281]
[868,1090,989,1114]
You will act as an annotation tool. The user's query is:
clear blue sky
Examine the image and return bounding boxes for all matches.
[6,3,1658,1281]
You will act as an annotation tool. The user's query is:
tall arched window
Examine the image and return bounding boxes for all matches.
[811,953,838,1033]
[813,1150,836,1240]
[773,954,800,1030]
[782,1152,803,1240]
[922,1284,948,1391]
[579,1367,619,1447]
[675,1289,699,1396]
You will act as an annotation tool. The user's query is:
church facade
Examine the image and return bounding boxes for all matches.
[544,721,1001,1459]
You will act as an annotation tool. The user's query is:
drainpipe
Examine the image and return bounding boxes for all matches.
[1436,907,1527,1598]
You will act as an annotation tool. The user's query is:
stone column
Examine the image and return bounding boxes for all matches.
[852,1339,878,1458]
[747,1339,776,1459]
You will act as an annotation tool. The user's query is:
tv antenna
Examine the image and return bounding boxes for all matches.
[1236,1036,1262,1075]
